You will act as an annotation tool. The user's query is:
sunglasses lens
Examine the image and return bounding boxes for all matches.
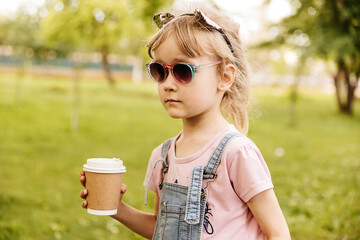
[173,64,193,84]
[149,63,165,83]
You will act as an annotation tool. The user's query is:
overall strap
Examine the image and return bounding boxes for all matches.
[185,131,241,224]
[185,165,205,224]
[144,138,172,205]
[203,131,242,179]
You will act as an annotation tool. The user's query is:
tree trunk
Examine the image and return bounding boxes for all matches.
[101,52,115,86]
[131,56,143,84]
[333,61,357,115]
[288,56,305,127]
[71,65,80,132]
[15,58,25,103]
[289,74,300,127]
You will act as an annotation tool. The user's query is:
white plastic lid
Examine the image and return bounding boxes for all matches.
[83,158,126,173]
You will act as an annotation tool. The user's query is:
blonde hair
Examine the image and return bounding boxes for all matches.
[146,6,249,134]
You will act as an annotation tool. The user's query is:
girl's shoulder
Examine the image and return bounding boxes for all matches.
[149,136,176,162]
[226,128,258,151]
[223,132,264,164]
[148,143,163,164]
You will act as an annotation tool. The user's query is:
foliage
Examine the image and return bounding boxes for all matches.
[40,0,172,84]
[129,0,173,60]
[0,0,172,61]
[40,0,134,84]
[41,0,132,53]
[0,74,359,239]
[0,12,44,62]
[40,0,173,57]
[258,0,360,114]
[262,0,360,64]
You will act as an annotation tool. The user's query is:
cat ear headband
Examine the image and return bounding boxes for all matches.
[153,8,236,58]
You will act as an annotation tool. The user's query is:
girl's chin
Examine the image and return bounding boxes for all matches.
[167,112,198,120]
[167,113,184,119]
[165,110,188,119]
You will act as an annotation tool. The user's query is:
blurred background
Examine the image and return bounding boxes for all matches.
[0,0,359,239]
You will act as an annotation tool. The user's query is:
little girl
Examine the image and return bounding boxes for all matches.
[80,5,290,240]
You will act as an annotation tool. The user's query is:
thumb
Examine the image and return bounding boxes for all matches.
[119,183,127,201]
[120,183,127,194]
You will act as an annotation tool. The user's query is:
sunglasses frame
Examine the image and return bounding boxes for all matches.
[146,61,223,84]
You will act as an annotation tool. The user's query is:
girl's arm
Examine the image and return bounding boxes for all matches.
[247,189,291,240]
[111,194,160,239]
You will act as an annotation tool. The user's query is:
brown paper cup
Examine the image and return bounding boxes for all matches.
[83,158,126,215]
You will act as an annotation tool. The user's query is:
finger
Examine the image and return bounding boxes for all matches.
[81,201,88,209]
[121,184,127,194]
[80,175,86,187]
[80,189,88,199]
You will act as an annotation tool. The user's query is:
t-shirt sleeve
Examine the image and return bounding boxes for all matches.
[228,141,274,203]
[143,145,163,194]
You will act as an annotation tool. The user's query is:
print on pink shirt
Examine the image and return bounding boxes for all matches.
[203,203,214,235]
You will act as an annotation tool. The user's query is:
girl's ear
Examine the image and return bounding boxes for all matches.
[218,63,236,91]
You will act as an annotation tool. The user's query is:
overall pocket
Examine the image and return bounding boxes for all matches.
[154,202,190,240]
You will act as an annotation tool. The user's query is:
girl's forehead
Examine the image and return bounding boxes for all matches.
[153,35,189,61]
[154,32,212,58]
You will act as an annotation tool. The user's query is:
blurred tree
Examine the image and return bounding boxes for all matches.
[40,0,171,131]
[127,0,172,83]
[0,12,45,101]
[259,0,360,114]
[41,0,172,86]
[42,0,131,86]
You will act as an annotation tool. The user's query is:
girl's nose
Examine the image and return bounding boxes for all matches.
[162,71,178,91]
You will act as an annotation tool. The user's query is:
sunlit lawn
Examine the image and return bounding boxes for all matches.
[0,73,359,240]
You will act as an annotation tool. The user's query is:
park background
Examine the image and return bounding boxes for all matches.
[0,0,359,239]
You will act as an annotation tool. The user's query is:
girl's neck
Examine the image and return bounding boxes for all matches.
[174,111,229,158]
[181,110,230,140]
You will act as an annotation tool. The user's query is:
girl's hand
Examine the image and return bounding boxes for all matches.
[79,171,88,208]
[79,171,127,209]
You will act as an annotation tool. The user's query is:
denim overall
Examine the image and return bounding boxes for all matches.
[145,131,241,240]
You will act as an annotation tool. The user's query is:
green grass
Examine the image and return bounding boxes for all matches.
[0,73,359,240]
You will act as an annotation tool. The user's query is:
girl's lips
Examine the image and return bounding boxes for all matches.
[165,99,181,103]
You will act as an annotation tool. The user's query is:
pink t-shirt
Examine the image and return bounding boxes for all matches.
[144,125,273,239]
